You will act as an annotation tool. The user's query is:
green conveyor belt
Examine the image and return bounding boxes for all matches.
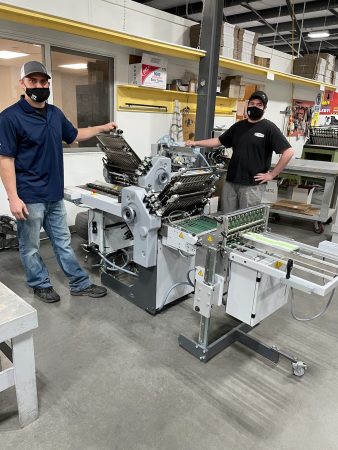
[176,216,218,235]
[243,232,299,252]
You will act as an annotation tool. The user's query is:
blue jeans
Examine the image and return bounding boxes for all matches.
[17,200,91,292]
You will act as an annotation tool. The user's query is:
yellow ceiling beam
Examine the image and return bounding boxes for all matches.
[0,3,205,60]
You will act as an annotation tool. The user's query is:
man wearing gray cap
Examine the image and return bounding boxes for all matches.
[0,61,117,303]
[186,91,294,213]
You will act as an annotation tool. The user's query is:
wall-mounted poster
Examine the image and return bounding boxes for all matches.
[318,90,338,126]
[287,99,314,137]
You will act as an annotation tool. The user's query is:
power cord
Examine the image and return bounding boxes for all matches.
[158,268,196,311]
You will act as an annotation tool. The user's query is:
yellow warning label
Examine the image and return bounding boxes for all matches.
[198,270,203,277]
[274,261,283,269]
[207,236,213,242]
[179,232,184,239]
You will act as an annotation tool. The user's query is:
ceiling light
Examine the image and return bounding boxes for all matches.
[0,50,28,59]
[308,31,330,39]
[58,63,88,70]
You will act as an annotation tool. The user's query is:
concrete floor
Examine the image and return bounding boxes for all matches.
[1,217,338,450]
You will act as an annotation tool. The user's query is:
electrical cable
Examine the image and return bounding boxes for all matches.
[158,282,191,311]
[158,268,196,311]
[289,287,335,321]
[104,248,130,271]
[179,249,191,258]
[98,250,137,277]
[187,268,195,287]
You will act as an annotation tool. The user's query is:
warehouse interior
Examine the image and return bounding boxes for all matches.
[1,1,338,449]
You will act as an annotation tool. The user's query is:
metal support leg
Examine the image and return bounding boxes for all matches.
[12,331,38,427]
[320,175,335,220]
[198,316,210,348]
[197,247,217,348]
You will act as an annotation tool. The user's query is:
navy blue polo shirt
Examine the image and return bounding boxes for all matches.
[0,97,78,203]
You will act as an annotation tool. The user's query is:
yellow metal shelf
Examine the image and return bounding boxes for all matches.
[117,85,237,116]
[219,56,337,91]
[0,3,205,61]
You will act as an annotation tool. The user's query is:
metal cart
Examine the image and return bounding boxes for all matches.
[270,159,338,234]
[302,127,338,162]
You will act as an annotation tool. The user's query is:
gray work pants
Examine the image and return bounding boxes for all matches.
[221,181,266,213]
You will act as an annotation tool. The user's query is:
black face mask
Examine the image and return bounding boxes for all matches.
[25,87,50,103]
[247,106,264,121]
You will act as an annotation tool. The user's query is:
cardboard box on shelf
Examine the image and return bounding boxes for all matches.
[291,187,315,204]
[239,85,246,99]
[190,24,201,48]
[238,28,258,44]
[128,53,167,89]
[254,56,270,68]
[220,46,237,59]
[293,54,336,81]
[240,51,255,64]
[221,75,242,97]
[319,53,336,65]
[191,22,239,52]
[272,199,319,216]
[216,76,222,93]
[221,22,239,45]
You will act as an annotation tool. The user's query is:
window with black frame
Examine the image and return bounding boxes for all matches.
[51,47,113,148]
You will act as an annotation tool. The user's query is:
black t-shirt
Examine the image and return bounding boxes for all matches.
[219,119,291,185]
[33,106,47,118]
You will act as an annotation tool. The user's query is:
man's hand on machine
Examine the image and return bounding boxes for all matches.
[254,172,274,184]
[185,140,196,147]
[101,121,118,133]
[9,196,29,220]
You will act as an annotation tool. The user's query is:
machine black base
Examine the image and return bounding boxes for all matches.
[179,322,301,368]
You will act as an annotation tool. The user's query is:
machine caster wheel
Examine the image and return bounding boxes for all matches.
[292,361,307,377]
[271,213,280,223]
[314,221,324,234]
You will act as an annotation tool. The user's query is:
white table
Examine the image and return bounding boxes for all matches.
[0,283,38,427]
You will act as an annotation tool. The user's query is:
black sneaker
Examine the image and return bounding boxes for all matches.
[71,284,107,298]
[34,287,60,303]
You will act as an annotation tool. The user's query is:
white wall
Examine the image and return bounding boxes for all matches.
[1,0,196,45]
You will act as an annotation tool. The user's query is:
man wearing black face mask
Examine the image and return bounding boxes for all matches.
[186,91,294,213]
[0,61,118,303]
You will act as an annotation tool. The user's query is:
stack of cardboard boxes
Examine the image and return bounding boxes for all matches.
[190,23,258,65]
[219,22,238,59]
[220,76,245,98]
[237,29,258,64]
[220,76,265,102]
[293,54,336,84]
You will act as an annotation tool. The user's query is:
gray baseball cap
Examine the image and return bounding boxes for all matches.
[20,61,51,79]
